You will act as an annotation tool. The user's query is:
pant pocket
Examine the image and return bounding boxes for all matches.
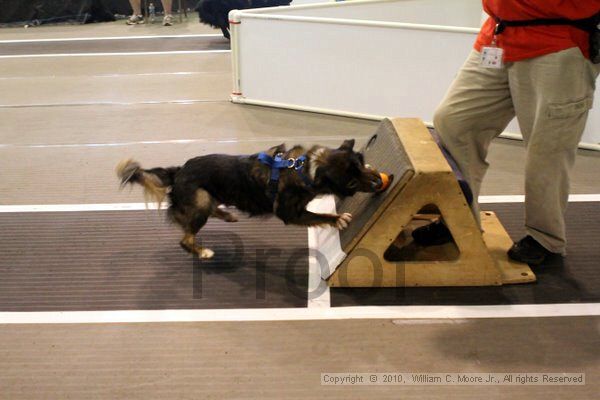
[538,96,593,153]
[547,96,593,119]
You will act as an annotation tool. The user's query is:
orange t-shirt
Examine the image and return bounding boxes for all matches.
[474,0,600,62]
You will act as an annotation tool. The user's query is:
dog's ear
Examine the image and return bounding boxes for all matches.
[268,143,286,155]
[339,139,355,151]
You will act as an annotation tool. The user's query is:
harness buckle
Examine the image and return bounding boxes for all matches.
[286,157,296,169]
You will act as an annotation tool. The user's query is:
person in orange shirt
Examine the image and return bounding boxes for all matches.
[414,1,600,265]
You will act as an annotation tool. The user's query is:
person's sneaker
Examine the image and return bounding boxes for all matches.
[126,14,145,25]
[162,14,173,26]
[411,220,453,246]
[507,235,559,266]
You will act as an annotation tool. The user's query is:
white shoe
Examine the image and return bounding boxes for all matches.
[162,14,173,26]
[126,14,145,25]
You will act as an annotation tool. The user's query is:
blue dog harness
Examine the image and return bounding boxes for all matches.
[257,152,313,199]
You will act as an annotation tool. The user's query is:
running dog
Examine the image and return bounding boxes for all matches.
[116,140,383,258]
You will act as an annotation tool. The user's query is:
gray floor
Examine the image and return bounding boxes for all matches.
[0,36,230,55]
[1,318,598,399]
[0,19,599,400]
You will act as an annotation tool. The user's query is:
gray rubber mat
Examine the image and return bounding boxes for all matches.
[1,202,597,311]
[331,202,600,306]
[0,210,308,311]
[337,118,413,251]
[0,36,229,55]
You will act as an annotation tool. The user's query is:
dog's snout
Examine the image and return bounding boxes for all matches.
[358,169,383,192]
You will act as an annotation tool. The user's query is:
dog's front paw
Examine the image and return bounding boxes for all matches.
[200,248,214,259]
[335,213,353,230]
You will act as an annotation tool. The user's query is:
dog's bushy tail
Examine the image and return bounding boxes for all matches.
[116,159,180,208]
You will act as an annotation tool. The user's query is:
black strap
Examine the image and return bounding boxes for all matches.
[494,14,599,35]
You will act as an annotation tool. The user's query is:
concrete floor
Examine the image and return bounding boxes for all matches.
[1,18,599,399]
[1,318,599,399]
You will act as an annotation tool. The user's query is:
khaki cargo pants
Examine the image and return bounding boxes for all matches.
[434,47,599,254]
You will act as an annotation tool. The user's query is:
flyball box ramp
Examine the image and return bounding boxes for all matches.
[318,118,536,287]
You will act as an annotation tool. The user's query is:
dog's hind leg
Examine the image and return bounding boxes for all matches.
[180,235,214,259]
[212,207,238,222]
[173,189,217,258]
[179,214,214,259]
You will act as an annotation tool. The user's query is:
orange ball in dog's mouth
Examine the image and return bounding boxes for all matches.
[378,172,391,192]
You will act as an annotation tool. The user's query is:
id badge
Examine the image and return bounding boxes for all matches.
[480,45,504,69]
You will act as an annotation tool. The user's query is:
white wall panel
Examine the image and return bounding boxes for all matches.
[273,0,483,27]
[231,0,600,148]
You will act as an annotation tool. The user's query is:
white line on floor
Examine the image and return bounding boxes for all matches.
[306,197,335,308]
[479,194,600,203]
[0,71,212,80]
[0,34,223,44]
[0,203,156,213]
[0,135,373,148]
[0,50,230,59]
[0,303,598,324]
[0,100,224,109]
[1,195,598,213]
[307,242,332,308]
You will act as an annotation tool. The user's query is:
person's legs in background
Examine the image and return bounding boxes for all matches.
[508,47,599,262]
[126,0,174,25]
[126,0,144,24]
[160,0,173,26]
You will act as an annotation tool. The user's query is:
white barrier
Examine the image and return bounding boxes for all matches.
[231,0,600,149]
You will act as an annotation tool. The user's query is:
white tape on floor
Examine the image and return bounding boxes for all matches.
[0,72,211,81]
[479,194,600,203]
[306,196,337,308]
[0,34,223,44]
[0,135,373,149]
[0,203,156,212]
[1,195,598,213]
[0,304,598,324]
[0,100,224,109]
[0,50,230,59]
